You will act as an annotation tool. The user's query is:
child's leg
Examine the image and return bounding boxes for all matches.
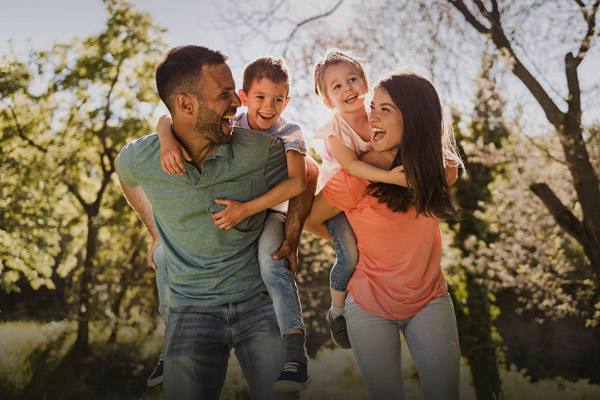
[148,242,168,387]
[258,211,305,337]
[258,211,310,391]
[153,242,169,323]
[325,212,358,349]
[326,212,359,312]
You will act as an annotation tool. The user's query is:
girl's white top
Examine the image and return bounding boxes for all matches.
[311,110,372,189]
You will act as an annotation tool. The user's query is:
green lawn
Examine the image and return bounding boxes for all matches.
[1,321,598,399]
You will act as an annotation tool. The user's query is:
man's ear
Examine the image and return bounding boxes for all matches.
[175,93,195,116]
[238,89,248,106]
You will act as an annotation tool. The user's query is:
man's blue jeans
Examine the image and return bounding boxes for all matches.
[258,211,305,335]
[163,292,300,400]
[346,292,460,400]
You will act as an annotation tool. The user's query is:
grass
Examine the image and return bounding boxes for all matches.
[1,321,598,399]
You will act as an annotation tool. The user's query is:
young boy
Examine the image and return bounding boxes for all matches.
[155,57,314,392]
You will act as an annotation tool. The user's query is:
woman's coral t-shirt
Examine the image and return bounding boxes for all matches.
[321,169,448,320]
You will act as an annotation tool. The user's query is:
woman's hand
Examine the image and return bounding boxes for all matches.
[211,199,250,230]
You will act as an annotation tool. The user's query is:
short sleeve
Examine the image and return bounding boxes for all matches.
[115,141,138,187]
[321,169,366,212]
[279,123,307,155]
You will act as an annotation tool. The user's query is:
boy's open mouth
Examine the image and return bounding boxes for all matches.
[258,111,275,120]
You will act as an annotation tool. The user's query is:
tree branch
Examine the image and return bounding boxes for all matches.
[281,0,344,56]
[6,102,48,153]
[448,0,565,129]
[530,182,584,243]
[448,0,490,33]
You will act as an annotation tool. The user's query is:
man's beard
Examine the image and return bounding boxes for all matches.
[194,102,232,145]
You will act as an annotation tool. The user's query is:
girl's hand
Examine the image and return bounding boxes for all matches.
[211,199,250,230]
[161,142,191,175]
[390,165,408,187]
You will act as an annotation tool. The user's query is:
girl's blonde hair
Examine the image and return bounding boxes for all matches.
[313,48,369,98]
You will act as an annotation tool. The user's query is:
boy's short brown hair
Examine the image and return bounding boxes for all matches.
[242,57,290,94]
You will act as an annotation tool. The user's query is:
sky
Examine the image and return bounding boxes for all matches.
[2,0,599,131]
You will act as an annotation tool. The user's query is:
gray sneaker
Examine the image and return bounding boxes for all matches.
[326,310,352,349]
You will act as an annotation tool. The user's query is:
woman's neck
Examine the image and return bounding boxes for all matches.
[339,108,371,142]
[360,148,398,170]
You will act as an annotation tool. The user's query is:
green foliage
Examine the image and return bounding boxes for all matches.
[0,0,167,351]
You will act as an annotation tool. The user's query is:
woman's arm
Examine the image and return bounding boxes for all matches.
[303,192,342,241]
[328,136,406,186]
[211,151,307,230]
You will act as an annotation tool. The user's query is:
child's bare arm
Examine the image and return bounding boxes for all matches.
[211,151,307,230]
[328,136,407,186]
[156,114,191,175]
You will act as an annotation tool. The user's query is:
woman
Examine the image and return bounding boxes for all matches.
[305,70,462,400]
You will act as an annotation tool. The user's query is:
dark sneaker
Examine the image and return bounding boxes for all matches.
[273,361,312,392]
[147,353,164,387]
[326,310,352,349]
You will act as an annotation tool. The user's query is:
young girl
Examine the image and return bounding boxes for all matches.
[309,49,407,349]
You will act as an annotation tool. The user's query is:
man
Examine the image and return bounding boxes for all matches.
[116,45,311,399]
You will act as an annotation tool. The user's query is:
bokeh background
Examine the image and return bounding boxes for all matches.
[1,0,600,398]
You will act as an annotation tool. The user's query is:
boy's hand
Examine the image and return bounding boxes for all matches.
[211,199,250,230]
[161,144,192,176]
[273,239,298,274]
[390,165,408,187]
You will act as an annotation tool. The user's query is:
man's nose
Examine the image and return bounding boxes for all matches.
[232,92,242,107]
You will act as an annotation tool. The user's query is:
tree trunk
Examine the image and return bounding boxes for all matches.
[75,217,99,354]
[458,272,502,400]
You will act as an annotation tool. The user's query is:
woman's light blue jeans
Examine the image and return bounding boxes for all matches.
[258,211,305,335]
[163,292,299,400]
[326,212,359,292]
[346,292,460,400]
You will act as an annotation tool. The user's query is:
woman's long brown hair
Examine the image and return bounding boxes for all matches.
[366,71,462,220]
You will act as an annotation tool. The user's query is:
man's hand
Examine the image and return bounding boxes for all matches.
[273,238,299,274]
[146,239,161,270]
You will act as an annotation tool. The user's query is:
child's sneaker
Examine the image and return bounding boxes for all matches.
[146,353,164,387]
[326,310,352,349]
[273,360,312,392]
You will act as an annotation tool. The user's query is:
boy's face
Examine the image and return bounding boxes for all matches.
[239,78,290,131]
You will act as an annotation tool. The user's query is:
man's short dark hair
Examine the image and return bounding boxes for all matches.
[156,45,228,113]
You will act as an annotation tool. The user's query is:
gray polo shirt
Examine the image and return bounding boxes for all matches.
[116,127,288,307]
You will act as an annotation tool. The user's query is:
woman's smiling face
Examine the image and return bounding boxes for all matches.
[369,86,404,153]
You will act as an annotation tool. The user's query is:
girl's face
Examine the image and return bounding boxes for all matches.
[369,86,403,153]
[320,61,367,114]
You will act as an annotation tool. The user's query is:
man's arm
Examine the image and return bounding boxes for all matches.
[272,156,319,274]
[118,178,161,270]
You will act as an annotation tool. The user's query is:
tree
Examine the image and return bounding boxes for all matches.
[0,0,165,352]
[446,0,600,287]
[447,50,509,400]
